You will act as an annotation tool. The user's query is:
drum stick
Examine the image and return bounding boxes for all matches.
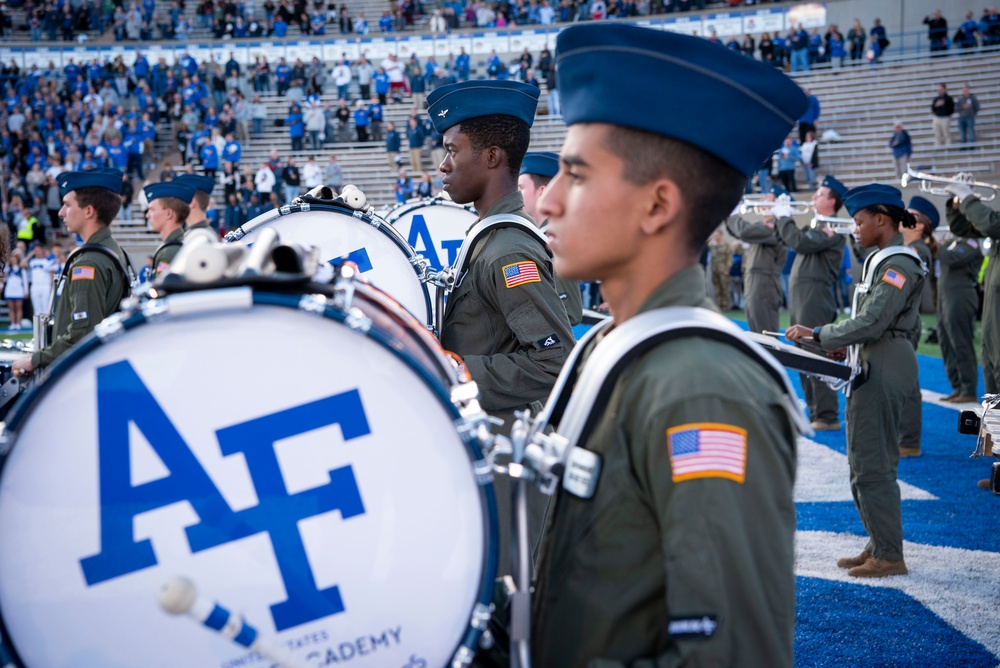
[158,577,307,668]
[762,330,814,341]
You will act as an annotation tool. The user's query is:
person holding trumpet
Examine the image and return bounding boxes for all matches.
[945,177,999,490]
[787,184,926,578]
[777,175,849,431]
[725,184,790,334]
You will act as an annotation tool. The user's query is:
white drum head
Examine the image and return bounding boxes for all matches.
[386,199,478,274]
[230,208,431,326]
[0,297,488,667]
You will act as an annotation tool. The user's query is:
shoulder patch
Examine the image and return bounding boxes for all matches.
[502,261,540,289]
[71,265,95,281]
[667,423,747,484]
[881,268,907,290]
[535,334,561,350]
[156,261,171,273]
[72,311,88,321]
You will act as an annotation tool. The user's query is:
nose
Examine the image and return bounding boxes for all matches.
[538,172,563,220]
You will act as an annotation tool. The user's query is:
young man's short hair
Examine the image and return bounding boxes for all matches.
[158,196,191,224]
[74,185,123,226]
[192,190,211,211]
[459,114,531,180]
[603,126,746,252]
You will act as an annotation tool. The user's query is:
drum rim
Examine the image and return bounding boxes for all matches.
[382,197,477,224]
[0,288,498,668]
[224,203,435,328]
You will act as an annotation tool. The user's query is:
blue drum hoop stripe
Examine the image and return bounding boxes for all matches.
[233,621,258,647]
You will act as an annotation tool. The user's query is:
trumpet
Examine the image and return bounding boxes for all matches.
[901,166,997,202]
[738,194,812,216]
[810,214,856,234]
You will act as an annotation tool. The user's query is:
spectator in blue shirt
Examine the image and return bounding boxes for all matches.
[353,101,370,142]
[393,167,412,203]
[199,141,220,178]
[285,102,304,151]
[379,10,393,33]
[888,122,912,177]
[223,133,242,166]
[789,24,810,72]
[274,58,291,96]
[385,120,401,168]
[374,67,390,105]
[776,136,800,192]
[455,48,470,81]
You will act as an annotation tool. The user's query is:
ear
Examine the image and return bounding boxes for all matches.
[639,177,683,236]
[484,145,503,170]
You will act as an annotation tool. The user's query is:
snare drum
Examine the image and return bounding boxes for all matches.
[225,203,434,327]
[382,197,478,273]
[0,279,498,668]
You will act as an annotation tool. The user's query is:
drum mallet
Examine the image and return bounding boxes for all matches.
[158,576,307,668]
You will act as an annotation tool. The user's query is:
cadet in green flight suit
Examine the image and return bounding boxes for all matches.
[532,25,807,667]
[173,173,216,237]
[518,151,584,325]
[897,196,939,457]
[426,79,574,576]
[777,174,848,431]
[143,181,193,281]
[789,184,926,579]
[937,231,983,403]
[12,168,130,377]
[944,179,997,490]
[725,184,788,334]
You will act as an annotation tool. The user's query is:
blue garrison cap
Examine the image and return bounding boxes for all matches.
[907,195,940,230]
[58,168,123,197]
[520,151,560,178]
[426,80,539,134]
[144,181,196,203]
[843,184,905,217]
[769,184,789,198]
[821,175,848,199]
[555,24,809,176]
[174,173,216,196]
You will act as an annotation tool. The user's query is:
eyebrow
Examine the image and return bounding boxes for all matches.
[560,154,589,168]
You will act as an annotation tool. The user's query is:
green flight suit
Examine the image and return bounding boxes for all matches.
[777,217,845,425]
[151,226,184,281]
[817,235,924,562]
[440,190,573,575]
[532,264,797,668]
[708,236,734,310]
[725,215,786,333]
[948,196,1000,392]
[183,219,213,239]
[937,237,982,397]
[898,239,933,450]
[31,226,128,369]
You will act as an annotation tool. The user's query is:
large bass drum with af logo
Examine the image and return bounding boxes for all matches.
[381,197,478,277]
[0,275,498,668]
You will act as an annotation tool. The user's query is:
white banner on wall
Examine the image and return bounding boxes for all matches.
[787,3,827,29]
[702,12,744,39]
[743,9,786,35]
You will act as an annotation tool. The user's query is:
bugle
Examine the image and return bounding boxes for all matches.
[810,214,856,234]
[738,194,812,216]
[901,165,997,202]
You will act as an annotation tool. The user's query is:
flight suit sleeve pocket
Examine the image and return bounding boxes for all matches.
[509,300,565,361]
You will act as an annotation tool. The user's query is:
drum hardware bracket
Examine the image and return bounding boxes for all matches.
[344,307,372,334]
[0,426,14,457]
[451,645,475,668]
[470,602,492,630]
[94,316,126,343]
[297,294,329,316]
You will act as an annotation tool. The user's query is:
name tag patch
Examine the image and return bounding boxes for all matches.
[72,266,95,281]
[881,269,906,290]
[668,615,718,639]
[502,261,540,289]
[73,311,88,321]
[667,423,747,484]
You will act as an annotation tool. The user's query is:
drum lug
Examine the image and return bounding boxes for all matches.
[470,602,492,630]
[297,294,329,316]
[344,307,372,334]
[0,425,14,457]
[451,646,475,668]
[223,228,246,242]
[94,315,127,343]
[473,458,494,485]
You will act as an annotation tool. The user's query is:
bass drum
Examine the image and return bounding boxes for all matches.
[225,202,433,328]
[382,197,478,276]
[0,278,497,668]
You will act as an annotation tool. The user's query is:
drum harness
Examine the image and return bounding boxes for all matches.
[845,245,927,396]
[487,307,811,668]
[420,214,551,335]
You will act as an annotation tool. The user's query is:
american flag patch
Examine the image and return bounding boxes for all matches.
[667,423,748,484]
[156,261,171,273]
[71,266,95,281]
[502,261,540,289]
[881,269,906,290]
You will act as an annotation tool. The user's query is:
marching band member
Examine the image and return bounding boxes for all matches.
[725,184,788,333]
[426,79,574,574]
[897,195,939,457]
[945,180,1000,490]
[778,174,848,431]
[788,184,926,578]
[12,169,130,377]
[518,150,584,325]
[532,24,806,666]
[144,181,194,282]
[174,173,217,237]
[936,219,982,405]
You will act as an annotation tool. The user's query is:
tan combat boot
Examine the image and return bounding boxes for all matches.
[836,551,871,569]
[848,557,908,578]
